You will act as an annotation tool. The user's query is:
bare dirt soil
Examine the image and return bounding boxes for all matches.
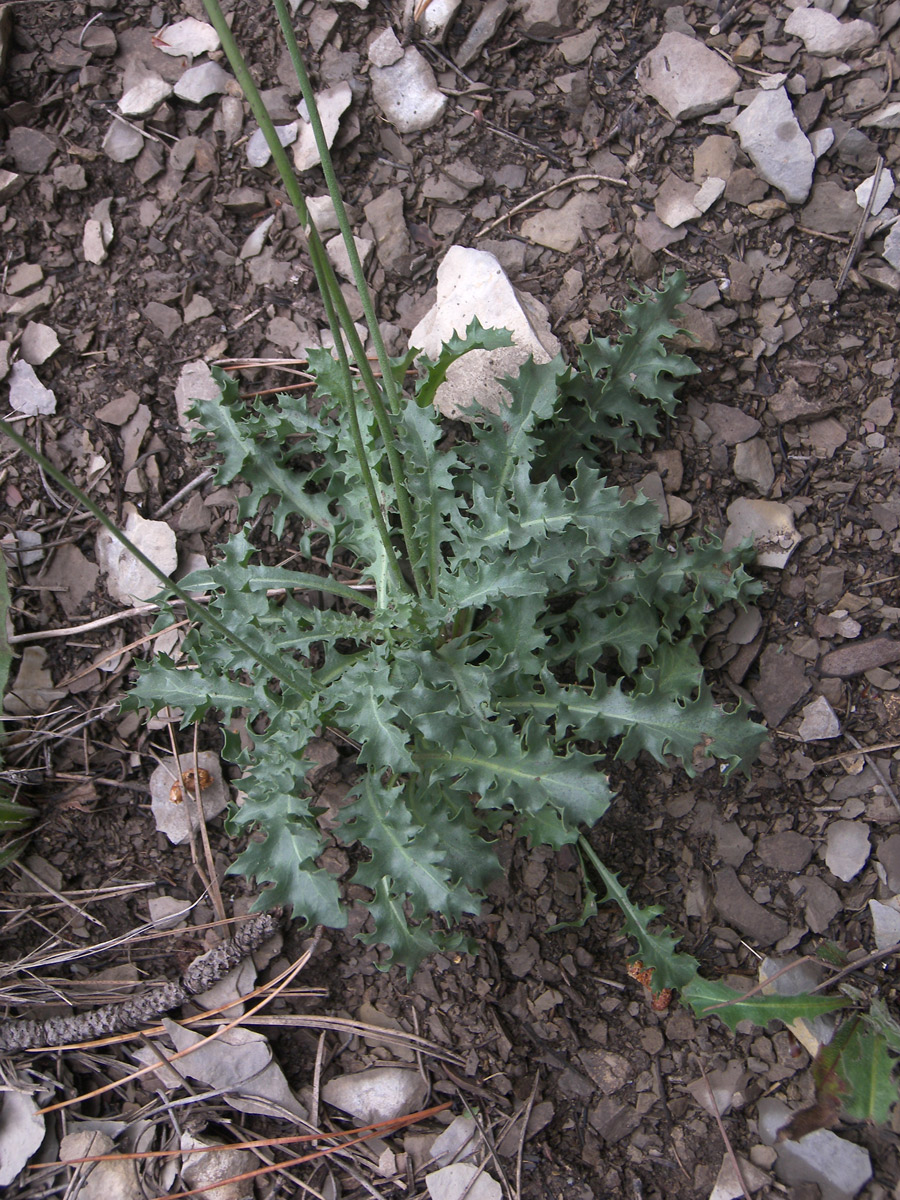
[1,2,899,1198]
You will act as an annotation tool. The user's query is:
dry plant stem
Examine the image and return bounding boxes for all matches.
[843,730,900,817]
[0,912,280,1053]
[836,154,883,294]
[515,1073,540,1200]
[808,938,900,995]
[698,1057,752,1200]
[476,172,628,237]
[201,0,422,595]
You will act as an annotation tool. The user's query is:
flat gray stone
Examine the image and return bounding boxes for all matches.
[364,187,411,271]
[714,867,789,946]
[818,637,900,678]
[799,875,841,933]
[876,833,900,892]
[144,301,182,338]
[323,1067,428,1124]
[784,8,877,57]
[758,1097,872,1200]
[751,643,810,727]
[705,403,760,445]
[757,831,814,873]
[734,437,774,493]
[637,31,738,121]
[8,126,56,173]
[824,820,870,882]
[797,695,840,741]
[730,88,815,205]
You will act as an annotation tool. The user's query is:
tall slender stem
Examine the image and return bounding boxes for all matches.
[201,0,421,594]
[201,0,427,595]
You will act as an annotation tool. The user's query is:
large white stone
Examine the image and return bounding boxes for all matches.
[370,47,447,132]
[118,72,173,117]
[294,82,352,172]
[156,17,220,57]
[636,32,739,121]
[96,505,177,603]
[730,88,815,205]
[784,8,878,57]
[9,360,56,415]
[174,61,232,104]
[408,245,560,419]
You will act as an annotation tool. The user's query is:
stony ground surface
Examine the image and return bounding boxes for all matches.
[2,1,900,1198]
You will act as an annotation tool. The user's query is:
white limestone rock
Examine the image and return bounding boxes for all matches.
[730,88,815,205]
[96,505,177,603]
[408,245,560,419]
[294,82,352,172]
[9,360,56,415]
[156,18,220,58]
[636,32,739,121]
[784,8,878,57]
[174,61,232,104]
[370,46,447,132]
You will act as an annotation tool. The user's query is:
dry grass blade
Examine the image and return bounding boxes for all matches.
[698,1057,752,1200]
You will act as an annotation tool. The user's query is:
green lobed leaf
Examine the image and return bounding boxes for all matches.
[230,809,345,926]
[359,877,473,979]
[682,978,849,1032]
[412,318,514,410]
[581,842,699,992]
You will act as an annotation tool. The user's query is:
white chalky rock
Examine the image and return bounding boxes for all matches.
[247,122,298,168]
[784,8,878,57]
[102,118,144,162]
[96,505,177,603]
[409,245,560,419]
[370,46,447,132]
[426,1163,502,1200]
[9,360,56,415]
[20,321,60,365]
[730,88,815,205]
[417,0,463,41]
[294,82,352,172]
[368,26,404,68]
[119,72,173,117]
[797,695,840,741]
[722,497,802,568]
[323,1067,428,1124]
[855,170,894,215]
[156,17,220,57]
[636,32,739,121]
[869,898,900,951]
[325,233,374,280]
[174,61,232,104]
